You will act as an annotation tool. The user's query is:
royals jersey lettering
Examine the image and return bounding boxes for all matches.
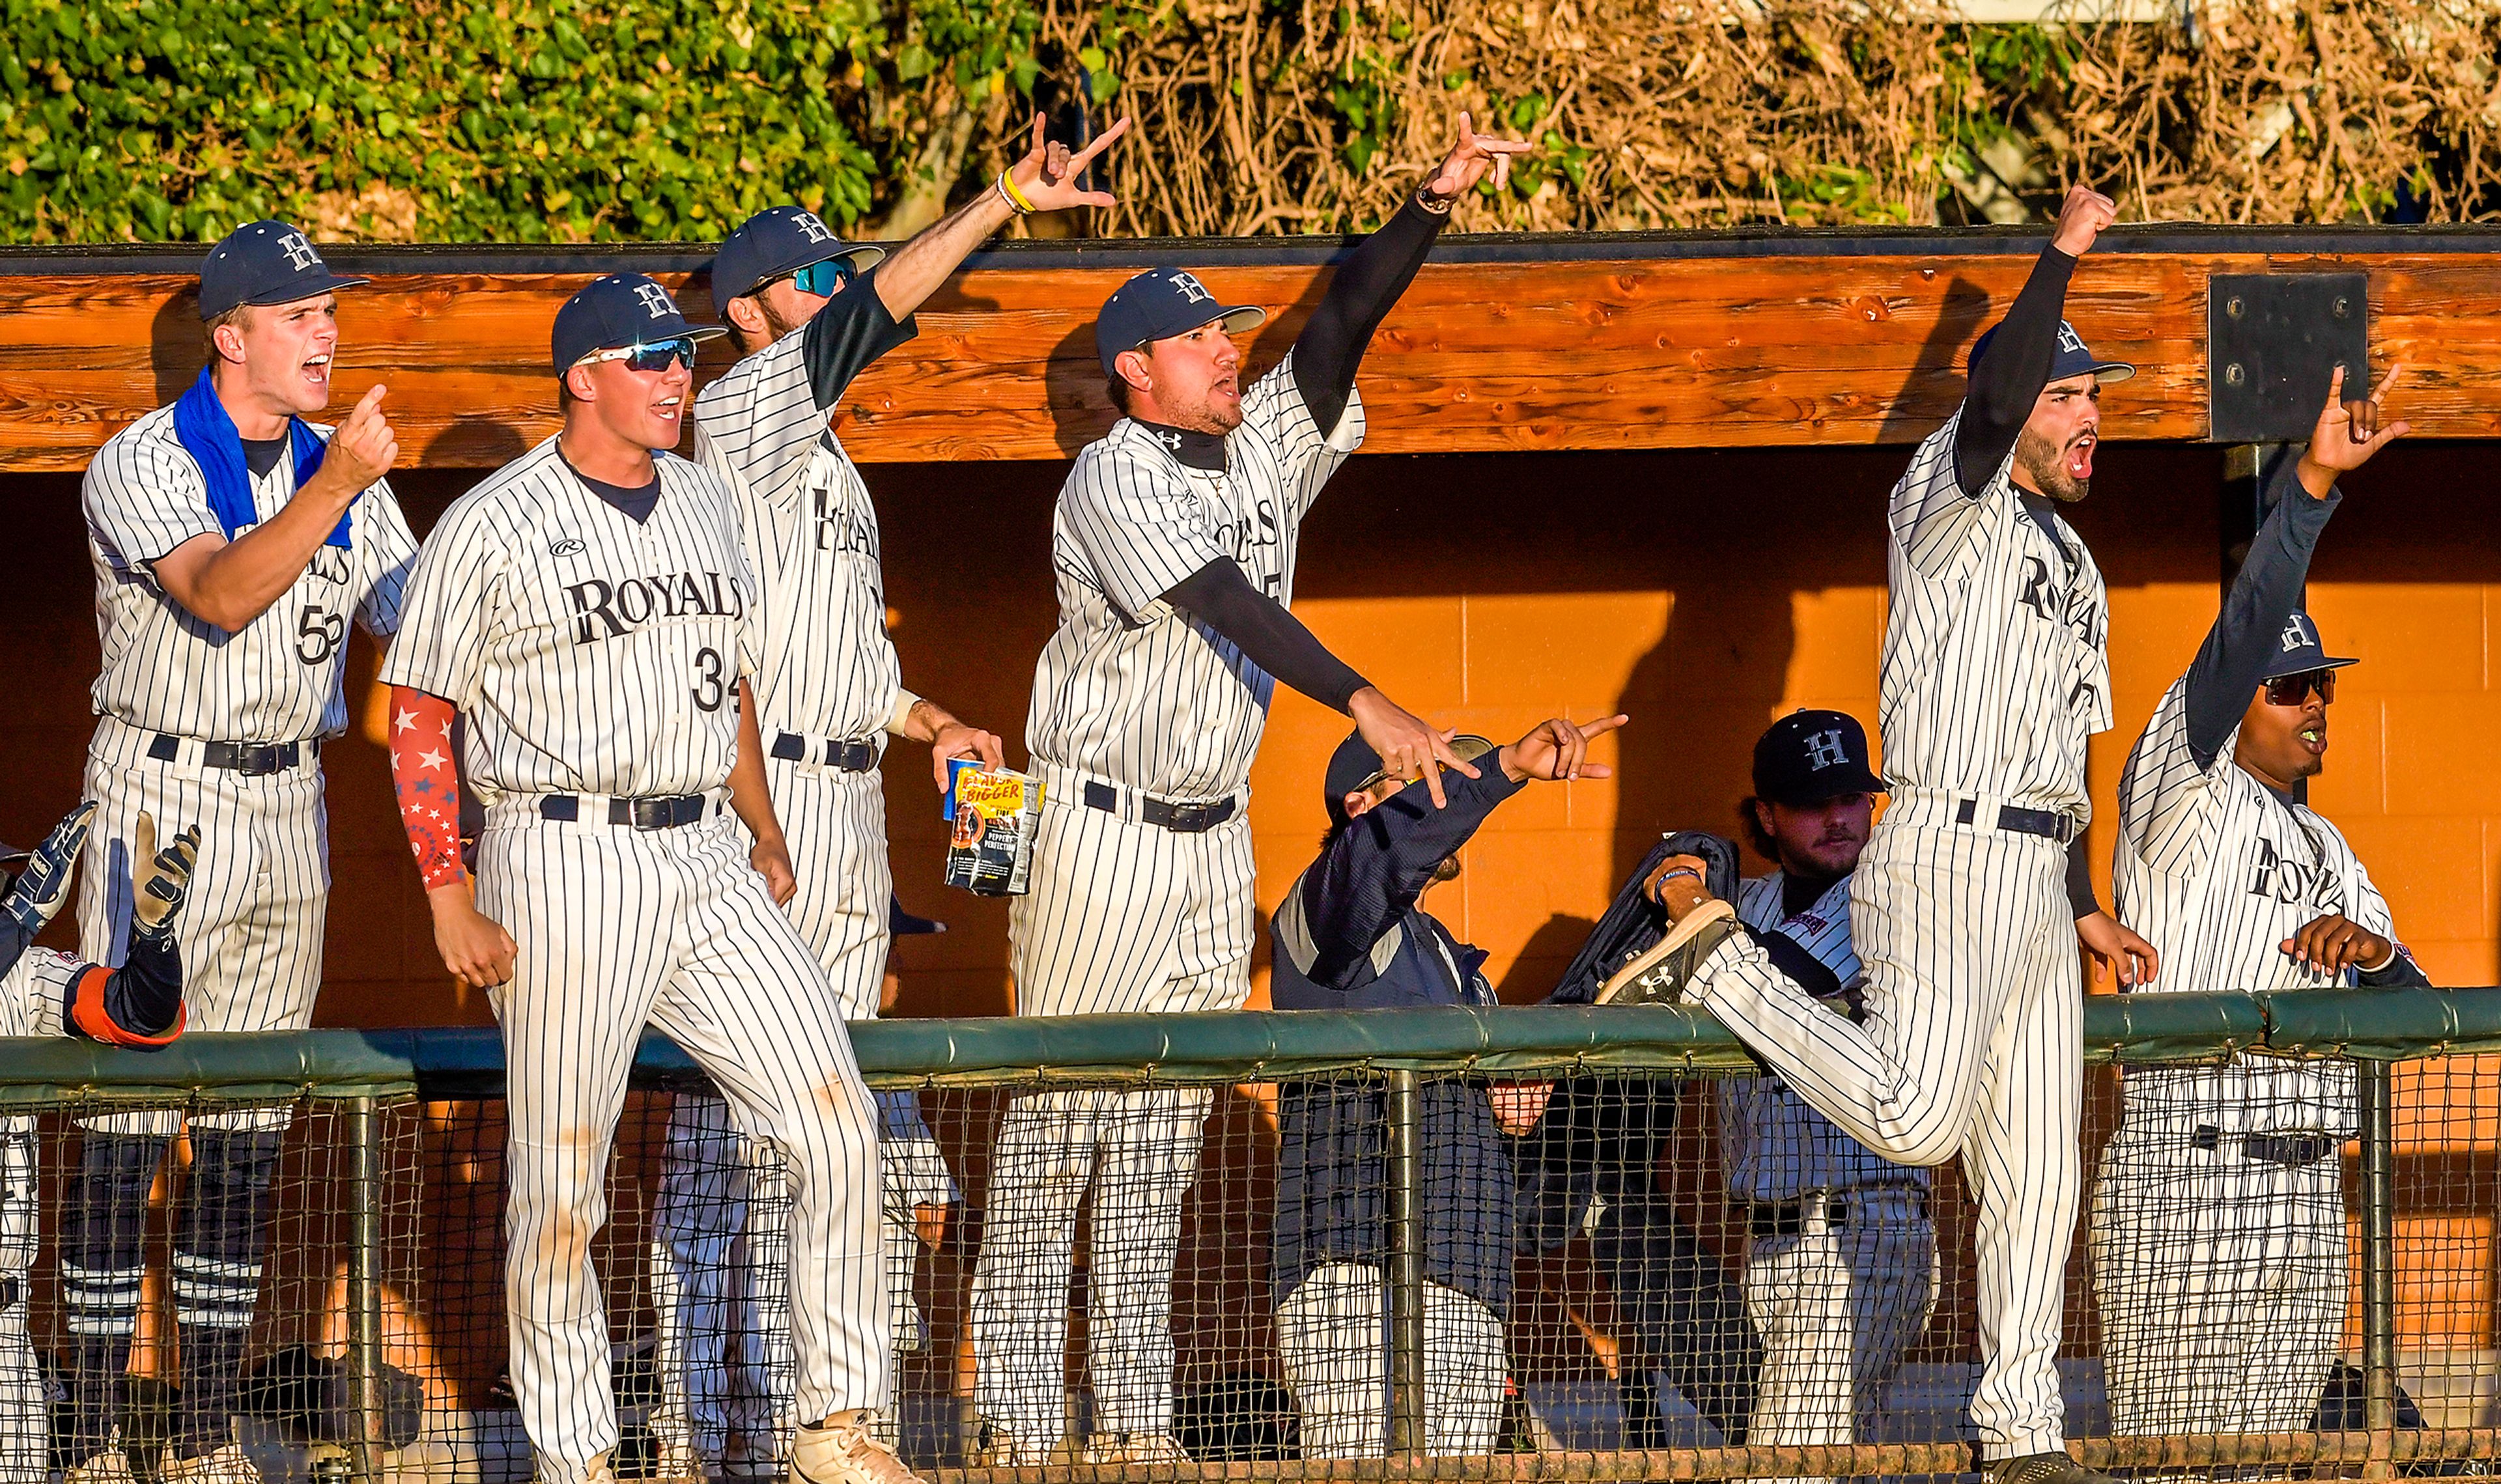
[1879,411,2113,820]
[691,287,915,745]
[83,404,419,741]
[376,440,758,802]
[2114,678,2403,1130]
[1024,350,1363,800]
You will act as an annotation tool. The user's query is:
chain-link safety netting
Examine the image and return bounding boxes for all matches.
[3,1003,2498,1482]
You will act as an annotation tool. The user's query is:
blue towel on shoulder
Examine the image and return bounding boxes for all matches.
[170,364,350,548]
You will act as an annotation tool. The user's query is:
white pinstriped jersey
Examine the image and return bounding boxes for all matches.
[0,948,81,1038]
[1880,412,2112,821]
[1025,351,1363,799]
[83,403,419,742]
[2114,677,2399,1132]
[1718,872,1929,1201]
[375,438,759,803]
[691,326,899,747]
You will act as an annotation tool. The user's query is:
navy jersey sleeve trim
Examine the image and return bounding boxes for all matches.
[801,271,920,408]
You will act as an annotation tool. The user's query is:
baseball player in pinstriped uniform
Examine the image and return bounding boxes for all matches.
[69,219,417,1484]
[1632,186,2161,1484]
[1706,712,1936,1484]
[2095,370,2423,1438]
[0,802,198,1484]
[654,126,1120,1469]
[974,114,1530,1467]
[378,275,908,1484]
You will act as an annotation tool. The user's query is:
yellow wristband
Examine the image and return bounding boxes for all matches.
[997,169,1038,215]
[886,688,924,738]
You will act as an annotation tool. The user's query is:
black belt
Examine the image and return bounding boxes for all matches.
[1744,1188,1927,1239]
[147,734,314,776]
[1953,797,2075,843]
[1082,779,1237,833]
[2192,1125,2338,1166]
[770,733,877,771]
[539,794,709,830]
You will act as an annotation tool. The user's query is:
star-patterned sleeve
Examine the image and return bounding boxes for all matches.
[388,684,466,891]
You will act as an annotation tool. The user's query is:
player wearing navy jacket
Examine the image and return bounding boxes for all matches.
[1269,716,1621,1456]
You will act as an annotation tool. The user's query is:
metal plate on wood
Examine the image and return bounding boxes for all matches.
[2208,272,2369,443]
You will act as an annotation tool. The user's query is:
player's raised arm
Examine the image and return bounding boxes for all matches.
[874,113,1127,322]
[1950,185,2116,499]
[1289,111,1531,437]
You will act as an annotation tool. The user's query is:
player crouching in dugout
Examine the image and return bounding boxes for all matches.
[1268,714,1625,1456]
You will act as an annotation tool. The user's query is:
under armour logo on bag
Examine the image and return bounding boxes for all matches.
[2280,614,2315,652]
[2056,321,2087,355]
[1168,271,1213,305]
[1803,729,1848,770]
[791,212,833,244]
[634,283,675,318]
[277,231,318,272]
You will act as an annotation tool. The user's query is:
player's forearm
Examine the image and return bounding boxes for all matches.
[160,488,356,630]
[1293,193,1447,432]
[388,684,468,893]
[2180,460,2340,766]
[1166,559,1368,712]
[1953,245,2078,497]
[726,679,789,850]
[2065,832,2102,919]
[873,191,1015,322]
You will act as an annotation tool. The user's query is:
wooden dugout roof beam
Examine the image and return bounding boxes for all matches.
[1,225,2496,472]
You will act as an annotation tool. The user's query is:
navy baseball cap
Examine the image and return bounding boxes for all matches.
[1968,318,2135,385]
[550,273,726,373]
[199,219,368,321]
[2262,610,2360,681]
[1753,710,1886,805]
[1095,269,1266,377]
[711,206,888,305]
[1321,728,1498,828]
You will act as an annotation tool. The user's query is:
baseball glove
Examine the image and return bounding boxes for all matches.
[0,799,96,940]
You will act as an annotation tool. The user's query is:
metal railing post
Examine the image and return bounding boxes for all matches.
[343,1095,388,1479]
[2357,1059,2398,1480]
[1383,1068,1426,1455]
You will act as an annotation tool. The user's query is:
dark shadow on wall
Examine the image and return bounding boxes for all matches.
[150,283,205,406]
[1875,273,1995,447]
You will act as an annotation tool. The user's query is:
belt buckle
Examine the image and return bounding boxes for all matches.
[233,743,282,776]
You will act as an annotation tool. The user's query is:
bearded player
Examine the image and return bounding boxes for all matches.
[974,115,1529,1466]
[1633,186,2159,1484]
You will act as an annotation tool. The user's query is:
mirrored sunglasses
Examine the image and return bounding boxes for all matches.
[770,259,857,297]
[2264,668,2337,707]
[577,337,699,373]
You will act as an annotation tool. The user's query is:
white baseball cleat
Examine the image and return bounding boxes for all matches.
[792,1410,924,1484]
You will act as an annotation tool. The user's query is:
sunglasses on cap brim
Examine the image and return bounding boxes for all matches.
[575,336,701,374]
[2263,668,2338,707]
[760,259,859,297]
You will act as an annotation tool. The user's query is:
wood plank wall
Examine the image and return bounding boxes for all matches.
[4,232,2498,471]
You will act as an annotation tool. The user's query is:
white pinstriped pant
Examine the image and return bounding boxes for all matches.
[0,1125,40,1483]
[1276,1264,1506,1458]
[2089,1117,2345,1436]
[1742,1193,1938,1484]
[1690,815,2081,1459]
[649,761,903,1455]
[477,806,888,1482]
[978,778,1250,1453]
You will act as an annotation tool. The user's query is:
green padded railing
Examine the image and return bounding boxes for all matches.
[1,987,2496,1104]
